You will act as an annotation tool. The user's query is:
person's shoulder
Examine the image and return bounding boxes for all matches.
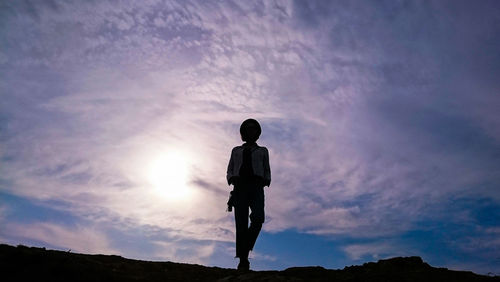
[232,145,243,152]
[256,145,269,152]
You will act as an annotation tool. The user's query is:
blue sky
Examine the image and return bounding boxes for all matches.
[1,0,500,275]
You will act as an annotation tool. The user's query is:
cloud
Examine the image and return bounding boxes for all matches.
[152,240,216,264]
[0,203,7,221]
[343,242,413,261]
[0,222,115,255]
[250,251,277,262]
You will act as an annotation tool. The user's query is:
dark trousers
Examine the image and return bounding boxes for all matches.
[234,180,265,258]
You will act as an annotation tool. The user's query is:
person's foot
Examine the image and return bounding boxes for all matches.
[237,258,250,271]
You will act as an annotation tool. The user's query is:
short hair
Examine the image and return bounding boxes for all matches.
[240,118,262,142]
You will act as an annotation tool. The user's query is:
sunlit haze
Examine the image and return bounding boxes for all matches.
[147,151,192,200]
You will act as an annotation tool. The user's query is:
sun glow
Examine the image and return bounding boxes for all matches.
[147,151,191,200]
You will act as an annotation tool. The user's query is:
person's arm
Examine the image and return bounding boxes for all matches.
[226,149,235,186]
[263,147,271,187]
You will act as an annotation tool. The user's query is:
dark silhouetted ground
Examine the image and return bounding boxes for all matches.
[0,244,498,281]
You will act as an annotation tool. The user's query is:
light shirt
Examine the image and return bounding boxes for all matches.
[226,143,271,186]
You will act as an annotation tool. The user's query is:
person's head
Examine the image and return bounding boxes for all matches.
[240,118,261,143]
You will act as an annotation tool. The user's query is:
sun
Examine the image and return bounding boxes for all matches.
[147,151,191,200]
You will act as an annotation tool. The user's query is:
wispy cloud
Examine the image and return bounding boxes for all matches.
[343,242,414,261]
[152,240,216,264]
[1,222,115,254]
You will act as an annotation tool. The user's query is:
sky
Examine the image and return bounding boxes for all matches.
[1,0,500,275]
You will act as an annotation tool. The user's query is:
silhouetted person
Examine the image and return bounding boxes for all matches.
[227,118,271,271]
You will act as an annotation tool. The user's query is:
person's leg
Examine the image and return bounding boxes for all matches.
[248,186,265,252]
[234,187,249,260]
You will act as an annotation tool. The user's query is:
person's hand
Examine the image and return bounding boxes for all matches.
[230,176,240,186]
[255,176,267,188]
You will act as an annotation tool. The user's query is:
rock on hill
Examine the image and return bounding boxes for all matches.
[0,244,497,282]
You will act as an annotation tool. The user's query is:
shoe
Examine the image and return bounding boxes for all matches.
[237,258,250,271]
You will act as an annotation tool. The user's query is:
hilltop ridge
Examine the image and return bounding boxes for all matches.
[0,244,497,282]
